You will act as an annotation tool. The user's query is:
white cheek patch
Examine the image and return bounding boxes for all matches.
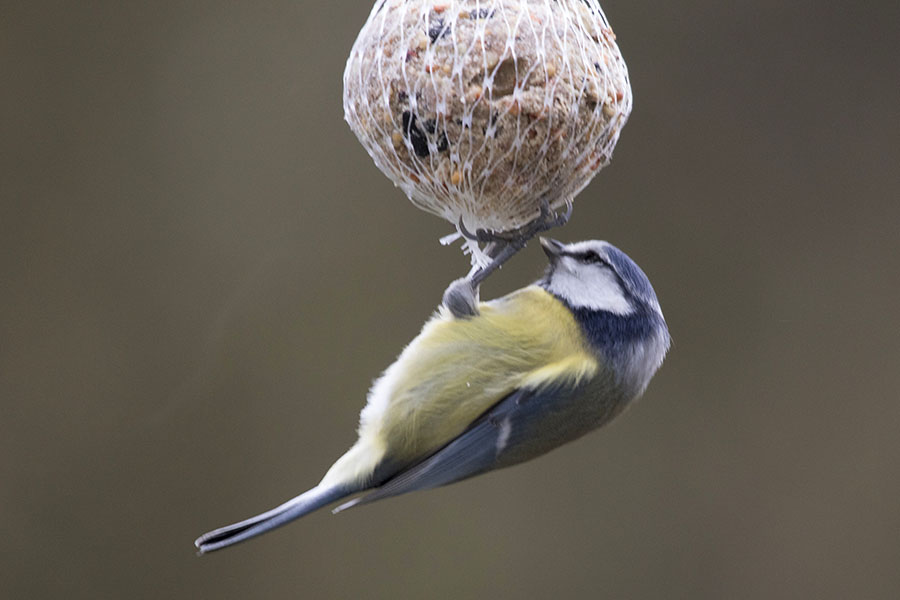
[549,262,633,315]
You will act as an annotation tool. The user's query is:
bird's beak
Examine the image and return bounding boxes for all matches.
[540,237,565,262]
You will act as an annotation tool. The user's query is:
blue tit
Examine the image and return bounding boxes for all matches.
[195,238,670,554]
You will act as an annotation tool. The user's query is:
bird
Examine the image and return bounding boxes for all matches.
[195,237,670,554]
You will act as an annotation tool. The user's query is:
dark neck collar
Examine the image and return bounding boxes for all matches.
[540,282,662,354]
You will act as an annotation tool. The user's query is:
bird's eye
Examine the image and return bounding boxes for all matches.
[581,251,604,264]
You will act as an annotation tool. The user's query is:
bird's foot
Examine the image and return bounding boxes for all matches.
[457,198,573,249]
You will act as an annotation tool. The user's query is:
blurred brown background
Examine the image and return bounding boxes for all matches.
[2,1,898,598]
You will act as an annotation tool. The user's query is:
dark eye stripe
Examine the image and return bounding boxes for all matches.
[565,250,605,265]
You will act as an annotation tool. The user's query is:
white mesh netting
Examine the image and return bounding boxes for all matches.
[344,0,632,264]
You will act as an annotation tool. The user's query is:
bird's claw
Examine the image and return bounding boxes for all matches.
[457,217,497,244]
[457,198,573,248]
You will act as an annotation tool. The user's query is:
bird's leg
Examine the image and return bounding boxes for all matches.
[443,199,573,316]
[469,244,519,287]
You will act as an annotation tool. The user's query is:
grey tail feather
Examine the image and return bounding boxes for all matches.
[194,484,353,554]
[331,495,365,514]
[329,478,415,514]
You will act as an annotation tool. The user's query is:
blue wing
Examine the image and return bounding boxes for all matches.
[333,373,623,513]
[333,388,532,512]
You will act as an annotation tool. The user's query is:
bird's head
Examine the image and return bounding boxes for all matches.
[539,237,669,393]
[539,238,663,318]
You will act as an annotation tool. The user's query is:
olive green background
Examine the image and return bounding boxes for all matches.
[2,1,898,598]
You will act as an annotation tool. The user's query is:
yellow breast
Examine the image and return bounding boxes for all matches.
[361,285,598,466]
